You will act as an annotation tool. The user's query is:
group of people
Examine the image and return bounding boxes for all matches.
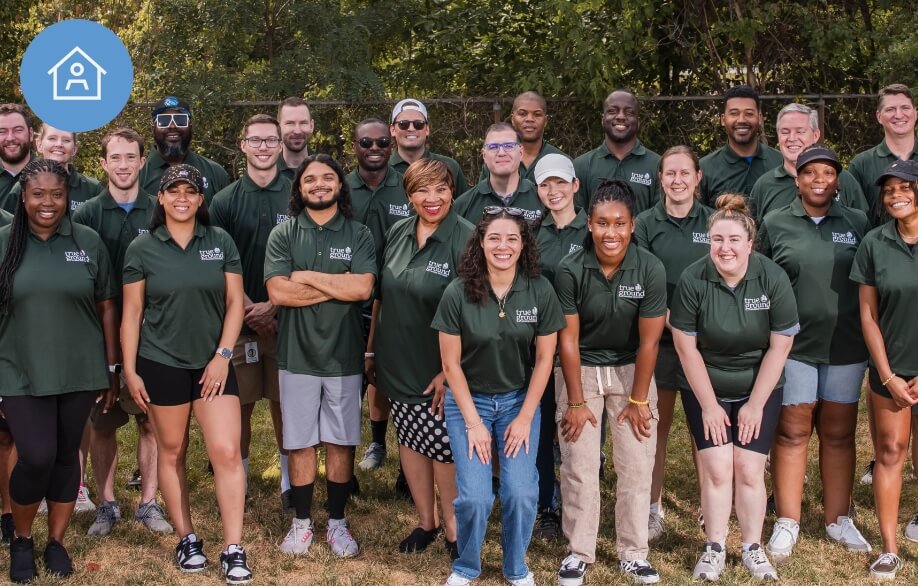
[0,80,914,586]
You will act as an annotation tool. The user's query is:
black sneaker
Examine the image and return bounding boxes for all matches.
[558,553,588,586]
[1,513,14,542]
[43,539,72,577]
[534,509,561,540]
[220,546,252,584]
[620,559,660,584]
[444,538,459,561]
[9,535,36,584]
[127,468,142,490]
[766,493,776,517]
[398,527,441,553]
[175,535,208,573]
[394,470,412,503]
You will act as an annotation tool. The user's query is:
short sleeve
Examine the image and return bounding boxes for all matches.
[218,229,243,274]
[553,257,579,316]
[756,219,773,257]
[430,280,464,335]
[92,238,116,301]
[122,236,148,285]
[849,237,875,286]
[669,273,700,333]
[639,258,667,318]
[766,264,799,332]
[349,224,378,276]
[536,279,566,336]
[263,223,293,281]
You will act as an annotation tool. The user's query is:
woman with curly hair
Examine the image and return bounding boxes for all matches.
[433,207,565,586]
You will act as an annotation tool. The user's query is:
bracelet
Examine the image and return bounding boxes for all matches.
[881,373,897,387]
[364,352,375,358]
[567,401,585,408]
[465,419,483,432]
[628,395,649,406]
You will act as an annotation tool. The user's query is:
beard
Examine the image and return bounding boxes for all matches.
[155,135,191,161]
[303,195,338,211]
[0,141,29,165]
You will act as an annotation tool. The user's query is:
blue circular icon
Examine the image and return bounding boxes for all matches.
[20,19,133,133]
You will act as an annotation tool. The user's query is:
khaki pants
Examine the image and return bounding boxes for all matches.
[555,364,658,563]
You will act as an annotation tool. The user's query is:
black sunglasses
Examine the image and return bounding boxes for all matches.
[357,137,392,149]
[395,120,427,131]
[482,206,526,218]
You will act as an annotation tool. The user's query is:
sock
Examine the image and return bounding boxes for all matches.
[183,532,198,544]
[326,479,350,520]
[742,542,755,552]
[649,501,662,517]
[290,483,314,521]
[370,419,387,446]
[225,543,243,555]
[280,453,291,493]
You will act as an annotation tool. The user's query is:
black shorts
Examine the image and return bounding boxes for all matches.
[681,387,783,455]
[867,366,918,414]
[137,355,239,406]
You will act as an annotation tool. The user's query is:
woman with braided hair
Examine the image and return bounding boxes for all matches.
[0,159,119,583]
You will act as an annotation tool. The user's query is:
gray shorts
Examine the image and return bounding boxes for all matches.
[278,370,362,449]
[783,359,867,406]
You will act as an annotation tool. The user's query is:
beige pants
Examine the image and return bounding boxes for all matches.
[555,364,658,563]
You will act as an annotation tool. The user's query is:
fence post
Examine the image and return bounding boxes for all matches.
[816,97,826,138]
[492,101,502,124]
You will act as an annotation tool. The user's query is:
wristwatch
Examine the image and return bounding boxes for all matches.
[108,363,122,374]
[216,347,233,360]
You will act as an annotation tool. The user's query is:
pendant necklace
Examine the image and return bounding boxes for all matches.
[497,293,508,318]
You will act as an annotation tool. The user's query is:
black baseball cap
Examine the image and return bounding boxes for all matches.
[152,96,191,119]
[875,159,918,186]
[159,164,204,193]
[795,144,841,174]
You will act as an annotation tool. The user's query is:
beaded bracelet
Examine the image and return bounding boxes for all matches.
[465,420,483,432]
[628,395,649,406]
[567,401,585,408]
[881,373,897,387]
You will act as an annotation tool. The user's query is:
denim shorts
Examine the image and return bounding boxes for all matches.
[782,359,867,406]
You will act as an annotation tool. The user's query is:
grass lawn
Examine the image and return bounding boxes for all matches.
[13,391,918,585]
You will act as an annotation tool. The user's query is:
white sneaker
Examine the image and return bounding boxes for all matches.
[620,559,660,584]
[904,513,918,543]
[648,511,665,542]
[742,544,778,581]
[558,553,588,586]
[37,499,48,514]
[357,442,386,471]
[506,572,535,586]
[280,518,314,555]
[869,552,901,581]
[444,573,472,586]
[326,518,359,558]
[74,483,96,513]
[766,517,799,562]
[826,515,871,552]
[692,543,726,581]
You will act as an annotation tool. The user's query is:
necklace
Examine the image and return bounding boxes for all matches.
[492,284,512,318]
[897,226,918,243]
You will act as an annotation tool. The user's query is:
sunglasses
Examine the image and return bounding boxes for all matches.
[395,120,427,131]
[155,113,190,128]
[483,206,526,218]
[357,137,392,149]
[483,141,521,153]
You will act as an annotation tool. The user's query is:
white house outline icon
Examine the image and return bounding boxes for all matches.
[47,47,106,101]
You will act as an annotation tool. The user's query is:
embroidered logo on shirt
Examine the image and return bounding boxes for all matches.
[275,213,289,225]
[329,246,352,261]
[832,231,857,245]
[137,229,149,235]
[425,260,451,278]
[389,203,411,218]
[521,209,542,222]
[568,243,583,254]
[70,200,85,212]
[200,247,224,261]
[630,172,652,186]
[618,283,645,299]
[692,232,711,244]
[515,306,539,323]
[744,294,770,311]
[64,250,90,262]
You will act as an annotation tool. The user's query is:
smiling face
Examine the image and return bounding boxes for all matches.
[279,104,314,154]
[0,112,32,166]
[299,161,341,211]
[152,108,192,159]
[36,125,77,164]
[877,93,916,139]
[24,171,67,233]
[722,97,761,148]
[391,110,429,151]
[796,161,838,214]
[537,175,578,214]
[408,179,451,225]
[482,128,522,179]
[709,218,753,279]
[241,121,281,172]
[511,96,548,144]
[882,177,918,221]
[601,91,639,145]
[777,111,819,167]
[101,136,145,191]
[158,180,203,223]
[354,121,392,173]
[481,217,523,273]
[588,200,633,264]
[659,152,701,207]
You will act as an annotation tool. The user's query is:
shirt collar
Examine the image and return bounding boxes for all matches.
[349,166,400,190]
[542,208,587,230]
[722,143,768,164]
[652,199,704,221]
[788,196,844,218]
[425,209,460,243]
[582,241,639,271]
[241,169,285,193]
[295,208,346,231]
[876,140,918,159]
[601,139,646,159]
[101,189,154,210]
[154,221,207,242]
[147,148,200,170]
[702,252,762,283]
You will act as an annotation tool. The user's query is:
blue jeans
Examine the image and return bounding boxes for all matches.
[445,388,540,581]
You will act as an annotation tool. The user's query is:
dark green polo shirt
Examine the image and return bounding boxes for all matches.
[670,253,799,399]
[848,141,918,224]
[555,244,667,366]
[572,140,661,213]
[123,223,242,369]
[699,143,783,206]
[749,165,868,226]
[390,148,468,196]
[2,166,104,214]
[264,210,377,376]
[453,178,543,223]
[210,171,292,304]
[277,156,295,182]
[634,200,714,304]
[759,199,869,364]
[0,155,33,211]
[346,166,411,259]
[479,141,567,184]
[432,272,565,394]
[0,209,12,228]
[0,219,115,397]
[139,149,230,205]
[850,221,918,376]
[72,189,156,286]
[536,209,588,285]
[375,211,474,403]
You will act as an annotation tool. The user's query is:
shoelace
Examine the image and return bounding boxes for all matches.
[622,560,653,573]
[560,555,582,571]
[139,502,164,520]
[181,539,205,561]
[745,548,769,565]
[772,521,797,543]
[95,505,116,523]
[874,552,899,569]
[223,551,250,576]
[699,549,721,565]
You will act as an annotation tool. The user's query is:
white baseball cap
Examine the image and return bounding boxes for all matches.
[391,99,429,123]
[534,153,576,184]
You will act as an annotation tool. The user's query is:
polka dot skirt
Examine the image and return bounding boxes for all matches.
[390,399,454,464]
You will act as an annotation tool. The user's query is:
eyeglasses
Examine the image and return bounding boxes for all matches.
[243,136,281,148]
[155,113,190,128]
[357,137,392,149]
[483,142,521,153]
[395,120,427,131]
[483,206,526,217]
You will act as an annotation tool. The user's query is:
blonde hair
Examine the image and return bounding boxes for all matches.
[708,194,756,241]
